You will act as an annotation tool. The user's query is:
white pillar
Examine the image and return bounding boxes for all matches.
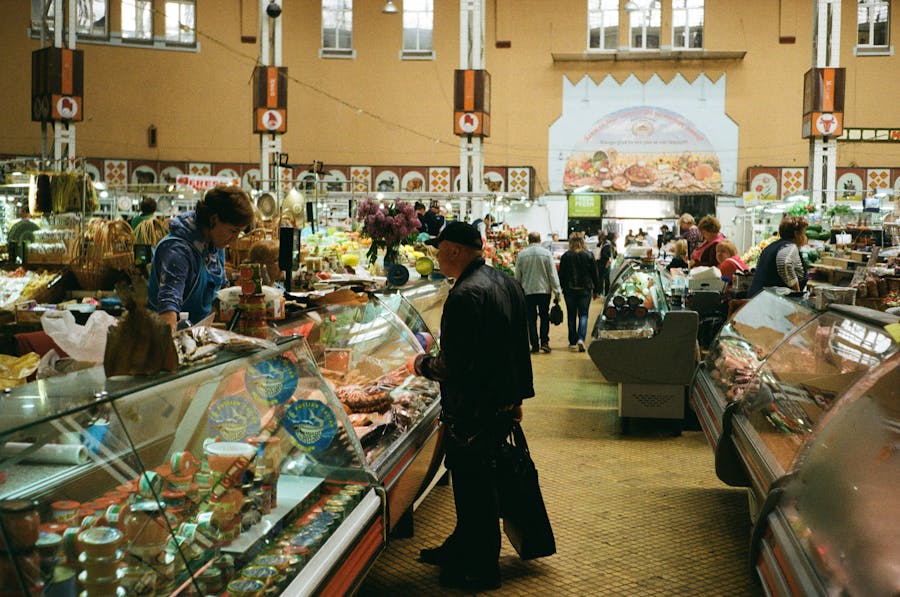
[458,0,485,194]
[258,0,283,194]
[810,0,840,207]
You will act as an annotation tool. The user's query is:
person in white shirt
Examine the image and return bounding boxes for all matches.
[515,231,562,353]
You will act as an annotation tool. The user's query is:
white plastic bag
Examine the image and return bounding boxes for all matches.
[41,309,118,363]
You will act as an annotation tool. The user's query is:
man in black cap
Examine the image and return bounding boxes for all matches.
[408,221,534,591]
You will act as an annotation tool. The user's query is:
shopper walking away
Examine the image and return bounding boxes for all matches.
[558,233,599,352]
[407,221,534,592]
[421,199,446,236]
[515,231,562,354]
[148,185,254,330]
[598,232,617,296]
[747,216,809,298]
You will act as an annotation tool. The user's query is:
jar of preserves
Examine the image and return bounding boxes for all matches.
[0,500,40,552]
[121,501,168,549]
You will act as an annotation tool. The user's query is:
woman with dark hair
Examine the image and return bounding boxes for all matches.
[690,215,725,267]
[558,233,599,352]
[747,216,809,298]
[131,196,157,230]
[148,185,254,329]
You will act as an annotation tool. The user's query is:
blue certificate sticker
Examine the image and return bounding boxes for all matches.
[245,356,299,405]
[284,400,338,453]
[208,395,261,442]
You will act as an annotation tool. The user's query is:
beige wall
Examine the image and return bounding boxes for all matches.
[2,0,898,192]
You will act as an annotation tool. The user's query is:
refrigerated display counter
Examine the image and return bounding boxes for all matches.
[273,288,445,533]
[588,262,698,426]
[690,290,900,594]
[0,335,396,596]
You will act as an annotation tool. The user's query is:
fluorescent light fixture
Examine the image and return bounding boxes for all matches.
[624,1,641,12]
[382,1,398,14]
[572,184,593,193]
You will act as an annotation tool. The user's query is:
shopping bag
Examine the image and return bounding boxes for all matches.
[495,423,556,560]
[549,299,564,326]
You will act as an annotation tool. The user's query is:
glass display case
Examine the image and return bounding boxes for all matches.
[272,294,444,532]
[0,329,439,596]
[691,290,900,596]
[373,278,451,342]
[588,263,698,423]
[691,291,818,448]
[751,352,900,597]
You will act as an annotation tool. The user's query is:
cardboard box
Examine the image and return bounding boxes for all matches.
[687,278,725,292]
[618,383,685,419]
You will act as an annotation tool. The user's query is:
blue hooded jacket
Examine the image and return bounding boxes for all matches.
[147,211,227,324]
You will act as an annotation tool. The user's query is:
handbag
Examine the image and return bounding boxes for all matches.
[549,299,563,326]
[495,422,556,560]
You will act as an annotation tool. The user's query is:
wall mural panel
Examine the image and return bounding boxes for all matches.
[548,74,739,195]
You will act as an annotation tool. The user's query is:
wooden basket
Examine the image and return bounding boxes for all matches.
[231,227,275,267]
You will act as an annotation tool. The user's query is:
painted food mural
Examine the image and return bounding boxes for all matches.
[563,106,722,193]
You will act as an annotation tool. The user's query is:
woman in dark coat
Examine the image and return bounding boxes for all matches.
[558,233,599,352]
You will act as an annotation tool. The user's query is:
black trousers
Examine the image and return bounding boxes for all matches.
[439,417,513,577]
[525,293,551,350]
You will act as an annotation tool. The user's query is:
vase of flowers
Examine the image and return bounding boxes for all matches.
[356,198,420,267]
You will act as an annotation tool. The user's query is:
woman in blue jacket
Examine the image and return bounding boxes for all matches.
[148,185,254,330]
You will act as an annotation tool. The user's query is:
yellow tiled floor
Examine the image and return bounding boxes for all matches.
[358,302,763,596]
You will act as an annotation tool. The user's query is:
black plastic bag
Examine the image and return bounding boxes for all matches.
[549,299,563,326]
[495,423,556,560]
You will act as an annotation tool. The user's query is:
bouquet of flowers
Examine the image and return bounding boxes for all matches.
[741,235,779,268]
[356,198,421,265]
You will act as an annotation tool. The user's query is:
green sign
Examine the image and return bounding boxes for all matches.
[568,193,602,218]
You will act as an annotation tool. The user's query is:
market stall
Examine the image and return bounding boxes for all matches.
[0,286,444,596]
[272,283,447,534]
[690,290,899,594]
[588,262,698,429]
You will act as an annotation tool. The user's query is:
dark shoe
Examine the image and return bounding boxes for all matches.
[419,545,447,566]
[530,347,540,354]
[439,567,501,591]
[540,343,551,353]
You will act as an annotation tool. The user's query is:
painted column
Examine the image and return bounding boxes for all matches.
[809,0,841,207]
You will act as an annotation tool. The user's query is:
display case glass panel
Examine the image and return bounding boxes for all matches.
[776,353,900,596]
[738,310,898,472]
[719,291,817,360]
[378,279,450,340]
[275,299,441,469]
[0,337,380,596]
[703,291,818,403]
[595,262,668,339]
